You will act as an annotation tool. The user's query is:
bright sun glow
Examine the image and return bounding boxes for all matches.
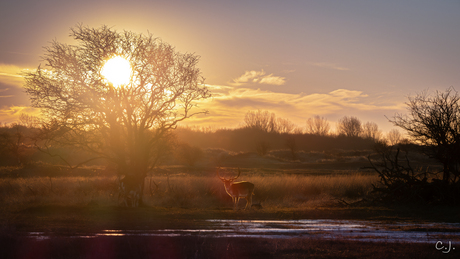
[101,56,132,87]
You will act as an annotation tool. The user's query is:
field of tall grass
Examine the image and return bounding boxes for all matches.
[0,172,379,210]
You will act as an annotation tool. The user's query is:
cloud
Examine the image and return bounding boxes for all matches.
[180,84,406,132]
[329,89,368,100]
[0,106,41,124]
[231,70,286,86]
[0,87,13,98]
[0,72,23,78]
[0,64,28,76]
[312,62,350,71]
[0,64,35,112]
[259,74,286,85]
[0,64,30,87]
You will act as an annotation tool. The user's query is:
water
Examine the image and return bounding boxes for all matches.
[27,219,460,243]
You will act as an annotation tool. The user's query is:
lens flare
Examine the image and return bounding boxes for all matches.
[101,56,132,87]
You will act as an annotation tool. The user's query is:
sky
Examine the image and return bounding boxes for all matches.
[1,0,459,133]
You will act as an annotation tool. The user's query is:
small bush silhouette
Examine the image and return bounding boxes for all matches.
[174,143,204,166]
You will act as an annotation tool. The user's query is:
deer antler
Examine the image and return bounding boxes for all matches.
[216,167,225,180]
[233,168,241,180]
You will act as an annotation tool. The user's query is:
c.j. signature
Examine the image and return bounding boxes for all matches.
[435,241,456,254]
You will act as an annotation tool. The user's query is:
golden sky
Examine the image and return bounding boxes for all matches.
[1,0,459,133]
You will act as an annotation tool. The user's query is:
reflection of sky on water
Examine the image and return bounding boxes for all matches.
[27,219,460,243]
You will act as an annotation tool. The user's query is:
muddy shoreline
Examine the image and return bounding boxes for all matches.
[1,233,458,259]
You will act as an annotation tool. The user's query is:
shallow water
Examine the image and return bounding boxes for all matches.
[27,219,460,243]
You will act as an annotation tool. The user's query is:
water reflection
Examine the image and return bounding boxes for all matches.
[27,219,460,243]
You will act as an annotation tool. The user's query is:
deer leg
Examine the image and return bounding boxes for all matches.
[245,195,252,210]
[234,197,240,211]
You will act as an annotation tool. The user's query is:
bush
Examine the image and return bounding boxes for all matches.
[174,143,204,166]
[368,143,460,204]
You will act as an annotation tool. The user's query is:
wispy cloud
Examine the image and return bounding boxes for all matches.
[311,62,350,71]
[0,72,23,78]
[231,70,286,86]
[0,106,41,124]
[0,64,28,76]
[0,64,30,86]
[181,84,405,131]
[259,74,286,85]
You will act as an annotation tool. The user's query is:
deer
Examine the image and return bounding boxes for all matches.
[117,175,142,207]
[217,168,255,210]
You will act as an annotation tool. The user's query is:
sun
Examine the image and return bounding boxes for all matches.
[101,56,132,87]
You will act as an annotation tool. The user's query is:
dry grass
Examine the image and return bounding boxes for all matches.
[0,176,117,209]
[0,172,378,210]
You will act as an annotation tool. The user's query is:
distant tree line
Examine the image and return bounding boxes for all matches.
[243,109,402,144]
[172,109,405,156]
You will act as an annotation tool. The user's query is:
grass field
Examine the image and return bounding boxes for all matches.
[0,170,378,210]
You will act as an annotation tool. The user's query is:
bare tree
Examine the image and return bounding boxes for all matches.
[19,113,41,129]
[0,123,37,166]
[337,116,362,137]
[244,110,298,134]
[390,87,460,184]
[243,110,277,133]
[362,121,381,141]
[0,124,22,166]
[23,25,210,206]
[276,117,297,134]
[306,115,330,136]
[387,129,402,146]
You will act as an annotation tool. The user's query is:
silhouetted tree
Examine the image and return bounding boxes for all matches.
[276,117,297,134]
[306,115,330,136]
[24,25,210,206]
[337,116,362,137]
[244,110,277,133]
[362,121,381,141]
[0,123,36,166]
[19,113,41,129]
[390,87,460,184]
[0,127,17,165]
[243,110,298,134]
[387,129,402,146]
